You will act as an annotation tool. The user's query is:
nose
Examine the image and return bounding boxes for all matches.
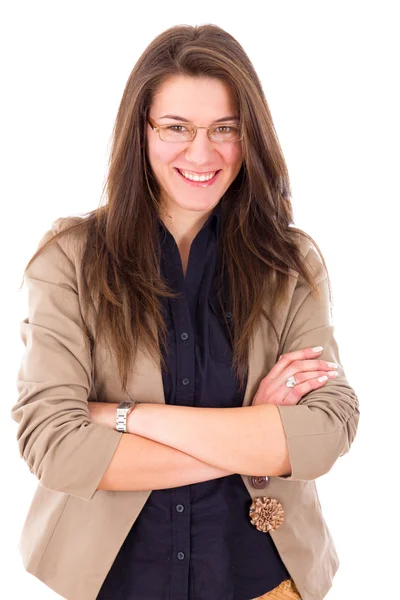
[184,128,216,166]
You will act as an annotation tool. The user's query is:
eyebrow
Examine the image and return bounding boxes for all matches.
[158,114,239,123]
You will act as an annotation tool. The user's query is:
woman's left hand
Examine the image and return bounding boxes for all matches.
[251,346,337,407]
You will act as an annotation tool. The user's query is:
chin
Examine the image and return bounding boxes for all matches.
[177,199,217,212]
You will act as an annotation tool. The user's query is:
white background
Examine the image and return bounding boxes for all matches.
[2,1,399,598]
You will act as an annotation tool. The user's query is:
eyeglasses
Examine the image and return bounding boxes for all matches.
[147,116,243,143]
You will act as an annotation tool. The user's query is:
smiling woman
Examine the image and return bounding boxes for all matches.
[12,22,359,600]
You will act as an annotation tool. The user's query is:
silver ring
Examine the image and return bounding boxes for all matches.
[285,375,296,388]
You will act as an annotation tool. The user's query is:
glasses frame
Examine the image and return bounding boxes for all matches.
[147,116,243,143]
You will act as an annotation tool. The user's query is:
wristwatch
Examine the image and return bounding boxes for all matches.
[116,400,140,432]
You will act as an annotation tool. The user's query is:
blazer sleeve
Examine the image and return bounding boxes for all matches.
[11,221,123,501]
[275,244,360,481]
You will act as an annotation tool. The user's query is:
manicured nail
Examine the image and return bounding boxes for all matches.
[327,371,338,377]
[318,375,328,382]
[327,362,337,368]
[312,346,323,352]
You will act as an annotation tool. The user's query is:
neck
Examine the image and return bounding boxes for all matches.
[159,204,214,249]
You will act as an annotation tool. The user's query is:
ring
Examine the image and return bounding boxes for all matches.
[285,375,296,388]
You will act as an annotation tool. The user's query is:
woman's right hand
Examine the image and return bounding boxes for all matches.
[251,346,339,407]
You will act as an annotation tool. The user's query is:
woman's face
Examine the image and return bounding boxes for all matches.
[146,75,243,219]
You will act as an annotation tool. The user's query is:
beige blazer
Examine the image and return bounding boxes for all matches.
[11,217,359,600]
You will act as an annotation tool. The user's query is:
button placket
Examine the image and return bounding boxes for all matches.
[167,240,195,597]
[161,224,211,600]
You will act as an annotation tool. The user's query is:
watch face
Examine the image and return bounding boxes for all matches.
[118,401,133,410]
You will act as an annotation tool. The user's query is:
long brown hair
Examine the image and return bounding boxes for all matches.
[20,24,330,392]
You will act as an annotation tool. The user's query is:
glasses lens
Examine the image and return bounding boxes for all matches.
[160,125,194,142]
[209,125,241,142]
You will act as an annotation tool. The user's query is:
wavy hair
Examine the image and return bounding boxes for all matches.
[20,24,331,392]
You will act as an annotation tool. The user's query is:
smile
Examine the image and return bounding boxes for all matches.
[175,168,221,187]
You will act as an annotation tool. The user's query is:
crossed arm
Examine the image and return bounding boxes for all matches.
[91,402,291,492]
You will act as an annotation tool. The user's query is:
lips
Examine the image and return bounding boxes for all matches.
[174,167,221,187]
[176,168,220,180]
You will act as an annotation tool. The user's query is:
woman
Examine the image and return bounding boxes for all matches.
[11,24,359,600]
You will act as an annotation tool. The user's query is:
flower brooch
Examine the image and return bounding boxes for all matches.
[249,496,284,533]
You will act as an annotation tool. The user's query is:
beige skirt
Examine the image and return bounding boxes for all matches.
[252,578,301,599]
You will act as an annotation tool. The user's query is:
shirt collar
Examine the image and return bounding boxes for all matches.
[203,201,221,232]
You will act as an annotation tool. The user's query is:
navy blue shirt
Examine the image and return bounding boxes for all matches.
[97,204,290,600]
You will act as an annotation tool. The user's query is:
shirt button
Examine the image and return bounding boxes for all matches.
[180,332,189,341]
[226,312,233,320]
[176,504,185,512]
[250,475,269,489]
[181,377,190,386]
[177,551,185,560]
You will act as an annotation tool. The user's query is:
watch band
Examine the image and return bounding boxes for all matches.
[116,400,139,432]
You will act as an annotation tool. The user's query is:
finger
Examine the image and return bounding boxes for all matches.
[283,370,338,386]
[263,365,338,398]
[275,359,338,387]
[272,347,324,378]
[278,346,323,362]
[289,359,338,373]
[282,375,330,405]
[272,357,338,383]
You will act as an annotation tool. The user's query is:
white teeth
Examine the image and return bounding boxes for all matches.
[179,169,217,182]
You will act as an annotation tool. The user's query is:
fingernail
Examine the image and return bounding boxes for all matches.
[318,375,328,382]
[327,371,338,377]
[312,346,323,352]
[327,362,337,368]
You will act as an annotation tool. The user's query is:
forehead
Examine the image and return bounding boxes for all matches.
[151,75,238,120]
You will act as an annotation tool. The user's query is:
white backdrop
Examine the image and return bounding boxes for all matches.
[2,1,399,598]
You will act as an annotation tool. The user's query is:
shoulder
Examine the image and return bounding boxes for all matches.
[35,215,89,264]
[52,215,88,248]
[25,216,89,285]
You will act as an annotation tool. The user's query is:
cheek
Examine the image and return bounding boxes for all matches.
[149,140,181,168]
[221,145,243,168]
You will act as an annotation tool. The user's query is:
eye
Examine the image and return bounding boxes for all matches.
[166,125,189,132]
[214,125,238,134]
